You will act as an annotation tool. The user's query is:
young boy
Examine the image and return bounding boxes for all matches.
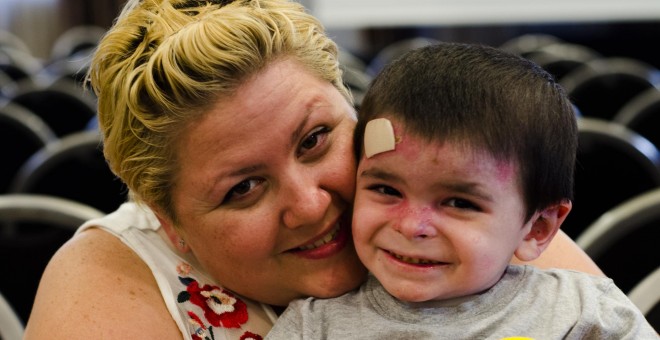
[266,43,657,339]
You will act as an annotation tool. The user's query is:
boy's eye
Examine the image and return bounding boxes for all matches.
[223,178,264,203]
[445,198,480,211]
[370,185,402,198]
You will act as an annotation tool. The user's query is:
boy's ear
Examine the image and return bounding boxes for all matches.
[514,200,572,262]
[150,205,190,253]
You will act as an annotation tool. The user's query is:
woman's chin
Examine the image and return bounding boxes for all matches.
[309,258,368,299]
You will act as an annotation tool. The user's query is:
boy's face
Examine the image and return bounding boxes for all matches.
[353,117,535,303]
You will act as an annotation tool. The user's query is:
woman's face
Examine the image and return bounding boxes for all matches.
[164,58,366,306]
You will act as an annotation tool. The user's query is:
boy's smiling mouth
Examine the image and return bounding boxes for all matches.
[387,250,444,265]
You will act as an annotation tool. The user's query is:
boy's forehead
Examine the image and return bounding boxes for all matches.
[365,117,521,184]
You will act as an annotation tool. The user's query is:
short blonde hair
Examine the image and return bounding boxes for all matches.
[88,0,351,221]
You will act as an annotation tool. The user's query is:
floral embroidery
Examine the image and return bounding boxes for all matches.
[178,276,249,328]
[188,311,212,340]
[177,262,192,276]
[176,262,265,340]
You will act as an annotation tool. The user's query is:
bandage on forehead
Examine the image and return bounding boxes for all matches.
[364,118,396,158]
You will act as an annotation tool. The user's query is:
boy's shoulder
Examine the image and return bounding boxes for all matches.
[509,264,617,297]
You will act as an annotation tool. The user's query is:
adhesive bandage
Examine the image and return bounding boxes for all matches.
[364,118,396,158]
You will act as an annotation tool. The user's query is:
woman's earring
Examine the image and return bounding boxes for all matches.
[178,238,186,250]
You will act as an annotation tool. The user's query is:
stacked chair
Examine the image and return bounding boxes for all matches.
[500,33,660,332]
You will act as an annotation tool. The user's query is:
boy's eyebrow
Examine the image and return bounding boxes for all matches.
[361,168,494,202]
[359,168,404,184]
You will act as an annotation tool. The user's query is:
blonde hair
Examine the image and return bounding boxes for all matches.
[88,0,351,221]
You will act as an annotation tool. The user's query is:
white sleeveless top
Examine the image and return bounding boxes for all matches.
[77,202,277,340]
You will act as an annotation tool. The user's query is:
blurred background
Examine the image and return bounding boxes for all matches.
[0,0,659,337]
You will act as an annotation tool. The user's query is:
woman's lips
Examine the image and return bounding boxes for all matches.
[289,221,349,260]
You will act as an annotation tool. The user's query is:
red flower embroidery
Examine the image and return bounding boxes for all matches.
[240,331,264,340]
[187,311,208,340]
[181,278,248,328]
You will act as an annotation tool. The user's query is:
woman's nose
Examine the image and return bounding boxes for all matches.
[281,173,331,229]
[395,208,438,240]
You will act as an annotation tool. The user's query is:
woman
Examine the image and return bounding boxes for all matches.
[24,0,601,338]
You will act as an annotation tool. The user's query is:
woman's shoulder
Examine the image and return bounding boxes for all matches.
[24,227,182,339]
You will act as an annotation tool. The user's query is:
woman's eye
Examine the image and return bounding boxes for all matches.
[299,127,329,155]
[445,198,480,211]
[223,178,263,203]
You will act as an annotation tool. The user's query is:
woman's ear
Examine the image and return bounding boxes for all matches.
[151,205,190,253]
[514,200,572,262]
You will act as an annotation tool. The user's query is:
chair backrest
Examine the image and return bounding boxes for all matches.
[562,118,660,240]
[560,57,660,121]
[49,25,106,62]
[526,43,601,82]
[0,45,41,86]
[576,187,660,292]
[613,87,660,150]
[0,288,23,340]
[0,102,57,193]
[0,194,104,325]
[366,37,440,77]
[9,79,96,137]
[0,29,31,56]
[627,265,660,332]
[499,33,564,58]
[0,68,18,98]
[9,130,129,213]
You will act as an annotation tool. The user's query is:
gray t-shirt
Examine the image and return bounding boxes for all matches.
[267,265,657,339]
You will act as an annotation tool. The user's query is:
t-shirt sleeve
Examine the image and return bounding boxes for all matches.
[577,279,658,339]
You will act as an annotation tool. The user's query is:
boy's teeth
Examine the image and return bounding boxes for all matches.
[299,224,340,250]
[392,252,440,265]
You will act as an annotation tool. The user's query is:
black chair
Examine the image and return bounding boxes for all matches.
[0,194,104,324]
[366,37,439,77]
[0,102,57,193]
[560,57,660,121]
[338,47,371,109]
[339,47,368,74]
[0,68,18,99]
[49,25,106,62]
[627,266,660,332]
[525,43,601,82]
[0,29,31,56]
[576,187,660,293]
[0,288,23,340]
[499,33,564,58]
[562,118,660,240]
[9,130,129,214]
[0,46,40,88]
[8,79,97,137]
[39,47,95,90]
[613,88,660,150]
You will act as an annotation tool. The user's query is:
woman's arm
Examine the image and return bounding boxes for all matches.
[512,229,604,276]
[24,228,182,339]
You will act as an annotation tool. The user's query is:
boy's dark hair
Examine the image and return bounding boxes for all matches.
[354,42,577,222]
